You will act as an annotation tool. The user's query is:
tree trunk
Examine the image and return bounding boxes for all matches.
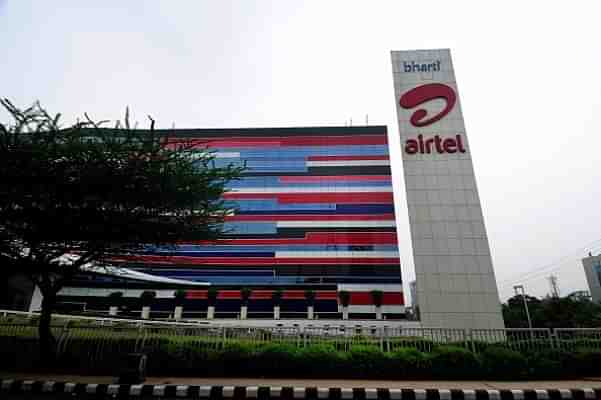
[39,290,57,365]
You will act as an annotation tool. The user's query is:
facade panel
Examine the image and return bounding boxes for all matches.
[55,126,404,316]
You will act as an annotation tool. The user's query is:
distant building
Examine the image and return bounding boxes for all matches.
[582,253,601,303]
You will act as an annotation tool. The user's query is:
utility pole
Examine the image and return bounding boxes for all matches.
[513,285,533,329]
[548,275,560,298]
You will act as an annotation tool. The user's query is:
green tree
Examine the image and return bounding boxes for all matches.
[338,290,351,307]
[107,291,124,307]
[304,289,316,306]
[370,289,384,308]
[140,290,156,307]
[207,287,218,307]
[174,289,187,306]
[0,100,244,362]
[272,288,284,306]
[240,287,252,306]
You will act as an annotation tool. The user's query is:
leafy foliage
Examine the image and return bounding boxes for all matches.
[338,290,351,307]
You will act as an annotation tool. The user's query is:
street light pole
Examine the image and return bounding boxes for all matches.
[513,285,533,329]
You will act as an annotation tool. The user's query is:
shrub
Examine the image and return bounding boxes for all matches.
[256,343,300,376]
[525,349,563,379]
[428,345,481,378]
[389,348,429,378]
[480,346,527,379]
[298,344,346,377]
[348,345,390,378]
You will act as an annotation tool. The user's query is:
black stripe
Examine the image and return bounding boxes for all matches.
[164,385,177,397]
[353,388,367,400]
[548,390,562,400]
[53,382,65,394]
[402,389,417,400]
[523,390,537,400]
[187,385,200,398]
[30,381,44,393]
[74,383,87,394]
[451,389,465,400]
[96,384,108,396]
[8,380,22,394]
[475,390,489,400]
[234,386,247,399]
[377,388,391,400]
[427,389,441,400]
[328,388,342,400]
[141,384,155,397]
[210,386,223,399]
[570,390,585,400]
[281,387,295,400]
[594,389,601,400]
[257,386,271,400]
[499,390,514,400]
[117,384,131,397]
[305,387,318,400]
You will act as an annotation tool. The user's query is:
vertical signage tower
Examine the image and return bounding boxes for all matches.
[391,49,504,329]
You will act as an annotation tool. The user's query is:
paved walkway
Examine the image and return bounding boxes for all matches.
[3,372,601,389]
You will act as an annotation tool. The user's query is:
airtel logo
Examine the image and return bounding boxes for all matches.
[399,83,456,127]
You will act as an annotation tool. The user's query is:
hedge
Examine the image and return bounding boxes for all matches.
[3,335,601,380]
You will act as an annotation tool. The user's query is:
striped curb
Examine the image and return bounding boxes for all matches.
[1,379,600,399]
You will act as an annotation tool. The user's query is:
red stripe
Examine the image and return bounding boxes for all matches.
[165,135,387,148]
[279,175,391,183]
[225,214,395,222]
[112,255,400,266]
[182,232,398,246]
[348,292,405,305]
[186,290,207,299]
[307,155,390,161]
[218,290,241,300]
[223,192,394,204]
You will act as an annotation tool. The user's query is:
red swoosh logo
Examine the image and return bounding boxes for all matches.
[399,83,456,127]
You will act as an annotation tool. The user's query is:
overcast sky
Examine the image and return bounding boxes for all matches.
[2,1,600,302]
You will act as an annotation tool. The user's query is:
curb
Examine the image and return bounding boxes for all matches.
[1,379,600,399]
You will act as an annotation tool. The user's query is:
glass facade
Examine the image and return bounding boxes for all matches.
[60,126,404,314]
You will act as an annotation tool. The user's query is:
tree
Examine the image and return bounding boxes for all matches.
[370,289,383,307]
[240,287,252,305]
[304,289,316,306]
[107,291,124,307]
[272,288,283,306]
[207,287,218,307]
[140,290,156,306]
[338,290,351,307]
[174,289,187,306]
[0,100,244,362]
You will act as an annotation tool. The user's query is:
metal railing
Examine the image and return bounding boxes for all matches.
[3,309,601,357]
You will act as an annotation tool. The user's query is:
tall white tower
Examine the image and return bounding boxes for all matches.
[391,49,504,329]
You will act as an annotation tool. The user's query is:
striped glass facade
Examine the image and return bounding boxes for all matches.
[58,126,404,316]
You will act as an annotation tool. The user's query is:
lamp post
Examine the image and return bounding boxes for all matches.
[513,285,533,329]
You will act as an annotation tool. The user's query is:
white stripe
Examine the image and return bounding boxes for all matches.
[439,389,452,400]
[1,380,13,391]
[198,386,212,397]
[222,386,235,398]
[307,160,390,167]
[559,390,572,399]
[293,387,306,399]
[153,385,166,396]
[536,390,549,399]
[176,385,189,397]
[64,383,77,393]
[107,385,120,395]
[276,251,399,258]
[347,305,405,313]
[247,386,259,398]
[86,384,98,394]
[366,389,378,399]
[42,382,56,393]
[215,152,240,158]
[341,388,354,399]
[270,387,282,398]
[511,390,524,400]
[488,390,500,400]
[231,187,392,193]
[277,220,396,228]
[317,388,329,399]
[22,381,34,391]
[415,389,427,400]
[389,389,402,400]
[463,390,476,400]
[584,389,595,399]
[130,385,143,396]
